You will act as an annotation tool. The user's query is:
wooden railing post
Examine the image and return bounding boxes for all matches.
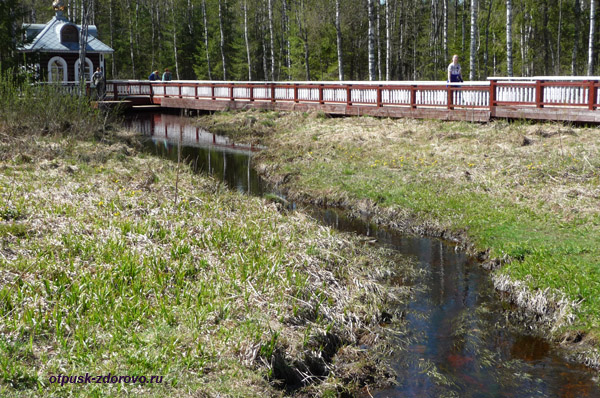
[489,79,496,112]
[319,84,324,104]
[447,85,453,110]
[211,84,215,101]
[113,82,118,101]
[588,80,597,110]
[230,84,234,101]
[271,83,276,103]
[346,85,352,106]
[178,84,182,98]
[377,85,382,107]
[194,84,198,99]
[294,84,299,103]
[250,85,254,102]
[410,86,416,109]
[536,79,544,108]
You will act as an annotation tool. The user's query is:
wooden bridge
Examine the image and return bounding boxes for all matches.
[83,77,600,123]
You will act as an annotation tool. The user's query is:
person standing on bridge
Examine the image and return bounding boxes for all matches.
[447,54,463,83]
[162,68,172,82]
[447,54,463,105]
[92,67,105,99]
[149,70,159,81]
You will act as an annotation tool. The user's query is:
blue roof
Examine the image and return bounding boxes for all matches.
[20,14,113,54]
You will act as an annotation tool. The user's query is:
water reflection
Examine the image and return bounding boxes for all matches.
[314,208,599,398]
[126,113,265,196]
[124,112,600,398]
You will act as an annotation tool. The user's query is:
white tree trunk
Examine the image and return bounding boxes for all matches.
[368,0,376,80]
[268,0,275,80]
[109,0,116,77]
[79,0,90,89]
[201,0,212,79]
[125,0,135,78]
[386,0,391,80]
[588,0,596,75]
[377,1,381,80]
[244,0,252,80]
[572,0,581,75]
[171,0,180,79]
[443,0,448,62]
[218,0,227,80]
[506,0,513,76]
[283,0,291,79]
[469,0,478,80]
[556,0,562,74]
[335,0,344,80]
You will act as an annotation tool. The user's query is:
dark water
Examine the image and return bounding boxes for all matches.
[125,112,600,398]
[127,113,265,196]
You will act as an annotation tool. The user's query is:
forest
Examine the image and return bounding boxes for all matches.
[2,0,600,81]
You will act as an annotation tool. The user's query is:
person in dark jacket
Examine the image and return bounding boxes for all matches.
[92,67,105,99]
[149,70,159,81]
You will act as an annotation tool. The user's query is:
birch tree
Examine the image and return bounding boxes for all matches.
[367,0,376,80]
[297,0,310,80]
[170,0,179,79]
[268,0,275,80]
[385,0,391,80]
[125,0,135,77]
[469,0,477,80]
[282,0,291,79]
[443,0,448,63]
[572,0,581,75]
[78,0,91,92]
[108,0,116,77]
[335,0,344,80]
[506,0,513,76]
[218,0,227,79]
[243,0,252,80]
[588,0,596,75]
[201,0,212,80]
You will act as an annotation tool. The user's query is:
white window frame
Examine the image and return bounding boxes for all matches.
[74,57,94,82]
[48,56,68,82]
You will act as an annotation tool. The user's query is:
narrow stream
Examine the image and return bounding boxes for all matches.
[125,112,599,397]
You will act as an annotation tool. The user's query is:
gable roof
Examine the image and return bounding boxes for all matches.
[20,14,113,54]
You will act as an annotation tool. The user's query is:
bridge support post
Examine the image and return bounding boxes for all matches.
[410,86,417,109]
[536,80,544,108]
[271,83,276,103]
[319,84,324,105]
[489,79,496,113]
[377,85,382,107]
[447,85,453,110]
[588,80,597,110]
[346,85,352,106]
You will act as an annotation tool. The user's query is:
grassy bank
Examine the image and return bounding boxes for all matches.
[197,110,600,358]
[0,90,415,396]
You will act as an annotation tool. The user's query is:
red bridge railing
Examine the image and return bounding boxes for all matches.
[101,77,600,117]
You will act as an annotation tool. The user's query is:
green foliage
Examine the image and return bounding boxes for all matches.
[11,0,600,81]
[0,70,101,136]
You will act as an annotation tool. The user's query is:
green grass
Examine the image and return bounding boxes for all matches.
[196,110,600,343]
[0,106,413,396]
